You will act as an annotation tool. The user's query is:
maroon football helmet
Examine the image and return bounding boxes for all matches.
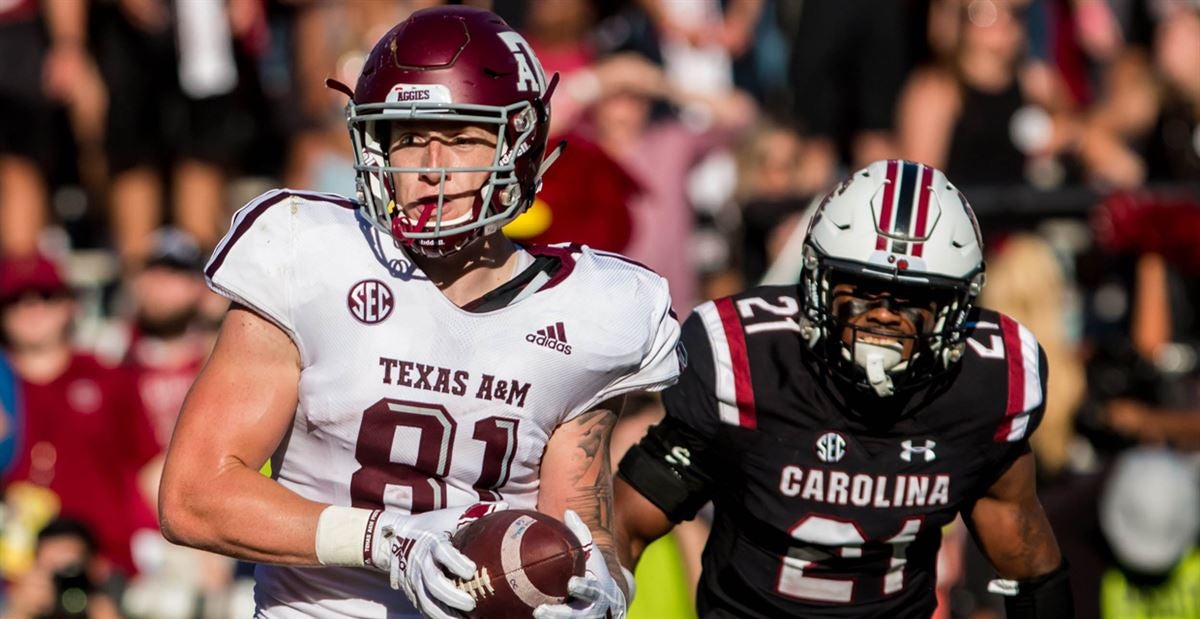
[330,6,559,256]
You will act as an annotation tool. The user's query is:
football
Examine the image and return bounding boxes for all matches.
[451,509,587,618]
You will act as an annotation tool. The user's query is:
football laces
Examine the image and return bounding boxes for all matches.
[455,567,496,600]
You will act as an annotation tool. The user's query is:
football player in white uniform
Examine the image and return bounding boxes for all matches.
[158,7,680,619]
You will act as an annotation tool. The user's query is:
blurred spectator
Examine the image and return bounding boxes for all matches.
[1097,447,1200,618]
[651,0,758,300]
[1079,2,1200,187]
[1082,191,1200,451]
[509,3,688,254]
[898,0,1076,187]
[1047,447,1200,619]
[0,352,19,477]
[503,135,640,252]
[0,254,159,576]
[980,233,1086,478]
[94,233,233,619]
[102,228,209,449]
[582,53,755,313]
[0,0,101,257]
[520,0,601,137]
[280,0,408,195]
[731,122,808,286]
[93,0,262,268]
[639,0,763,67]
[2,518,120,619]
[788,0,907,192]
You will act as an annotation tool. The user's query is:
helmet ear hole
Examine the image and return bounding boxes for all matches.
[513,107,535,133]
[498,185,521,207]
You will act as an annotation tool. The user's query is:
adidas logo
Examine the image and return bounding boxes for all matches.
[526,321,572,355]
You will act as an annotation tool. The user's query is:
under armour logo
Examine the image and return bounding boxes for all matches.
[900,439,936,462]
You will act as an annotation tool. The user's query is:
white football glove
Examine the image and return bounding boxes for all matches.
[370,502,506,619]
[532,509,631,619]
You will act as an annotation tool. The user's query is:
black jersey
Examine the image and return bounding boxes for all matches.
[618,285,1048,618]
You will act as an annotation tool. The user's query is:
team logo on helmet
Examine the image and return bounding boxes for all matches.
[347,279,395,325]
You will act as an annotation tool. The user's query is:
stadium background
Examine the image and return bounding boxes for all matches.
[0,0,1199,617]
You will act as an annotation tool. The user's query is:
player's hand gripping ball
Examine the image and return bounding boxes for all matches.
[450,509,587,618]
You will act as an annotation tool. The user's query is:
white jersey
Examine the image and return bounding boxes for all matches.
[205,189,682,618]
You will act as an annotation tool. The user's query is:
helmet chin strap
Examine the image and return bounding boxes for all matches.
[846,342,907,397]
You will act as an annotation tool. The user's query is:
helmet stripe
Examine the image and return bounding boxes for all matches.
[876,160,899,250]
[911,165,935,257]
[890,161,919,254]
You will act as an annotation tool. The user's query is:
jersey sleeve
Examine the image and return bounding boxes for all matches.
[204,190,300,342]
[568,273,682,418]
[981,316,1051,489]
[991,318,1050,446]
[660,309,723,438]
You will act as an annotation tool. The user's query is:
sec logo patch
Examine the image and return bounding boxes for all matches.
[348,279,394,324]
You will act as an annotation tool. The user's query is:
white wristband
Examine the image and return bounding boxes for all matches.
[315,505,379,567]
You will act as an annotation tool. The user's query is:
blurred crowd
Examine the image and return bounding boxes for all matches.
[0,0,1198,617]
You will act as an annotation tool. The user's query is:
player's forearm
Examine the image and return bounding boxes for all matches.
[591,531,631,600]
[986,501,1063,580]
[159,461,325,565]
[539,405,633,598]
[969,455,1063,580]
[563,440,631,598]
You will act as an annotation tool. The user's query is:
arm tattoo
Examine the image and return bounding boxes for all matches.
[565,467,613,534]
[564,409,627,593]
[566,409,616,534]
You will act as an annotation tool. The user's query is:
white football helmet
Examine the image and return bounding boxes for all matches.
[800,160,986,396]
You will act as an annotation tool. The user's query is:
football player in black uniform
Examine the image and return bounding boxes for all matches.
[615,160,1072,618]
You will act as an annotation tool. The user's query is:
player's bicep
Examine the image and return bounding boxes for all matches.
[964,452,1062,580]
[163,305,300,485]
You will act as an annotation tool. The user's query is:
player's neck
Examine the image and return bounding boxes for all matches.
[412,233,521,308]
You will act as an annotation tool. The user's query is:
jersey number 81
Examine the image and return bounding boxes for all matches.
[349,398,519,512]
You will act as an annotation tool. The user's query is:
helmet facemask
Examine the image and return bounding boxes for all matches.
[801,249,983,397]
[347,99,548,257]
